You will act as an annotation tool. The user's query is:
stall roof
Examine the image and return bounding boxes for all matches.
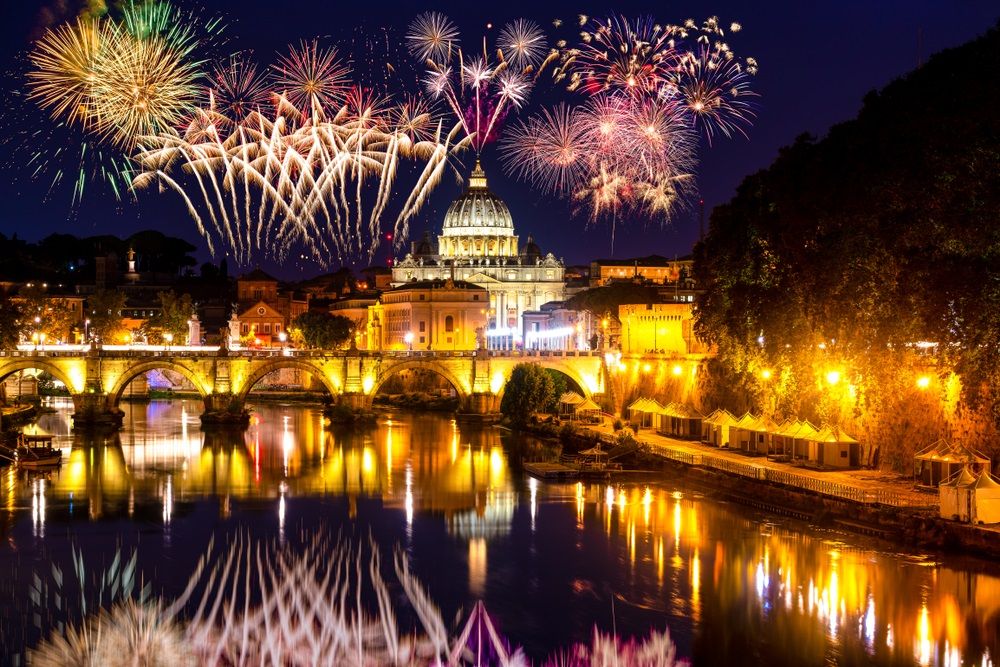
[559,392,586,406]
[811,425,859,444]
[660,403,703,419]
[941,466,979,487]
[915,440,990,465]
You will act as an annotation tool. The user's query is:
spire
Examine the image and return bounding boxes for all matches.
[468,159,488,190]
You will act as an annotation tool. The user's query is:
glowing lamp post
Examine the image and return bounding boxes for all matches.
[404,331,414,352]
[916,375,931,390]
[164,332,174,351]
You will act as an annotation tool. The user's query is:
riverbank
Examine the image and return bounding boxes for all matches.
[516,418,1000,559]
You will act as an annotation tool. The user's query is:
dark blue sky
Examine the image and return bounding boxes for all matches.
[1,1,998,277]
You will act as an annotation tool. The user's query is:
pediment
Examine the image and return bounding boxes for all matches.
[238,300,283,319]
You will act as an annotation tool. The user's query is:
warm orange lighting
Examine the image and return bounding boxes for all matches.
[672,364,683,376]
[642,363,652,373]
[916,375,931,390]
[761,369,773,381]
[825,370,841,386]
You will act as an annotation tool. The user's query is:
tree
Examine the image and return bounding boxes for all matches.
[143,291,195,343]
[693,24,1000,468]
[86,289,127,344]
[500,363,555,428]
[291,311,353,349]
[0,293,22,349]
[18,284,77,343]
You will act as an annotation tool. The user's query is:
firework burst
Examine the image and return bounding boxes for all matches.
[503,13,757,245]
[272,40,351,121]
[23,1,212,203]
[502,92,695,227]
[209,54,270,123]
[406,11,461,63]
[134,68,469,267]
[407,13,547,154]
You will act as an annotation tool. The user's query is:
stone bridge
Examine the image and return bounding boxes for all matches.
[0,347,607,428]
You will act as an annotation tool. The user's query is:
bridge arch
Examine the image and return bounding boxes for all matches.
[491,359,597,404]
[371,359,470,400]
[107,360,211,407]
[236,358,339,403]
[0,359,80,394]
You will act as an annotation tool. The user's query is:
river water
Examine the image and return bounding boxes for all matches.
[0,398,997,665]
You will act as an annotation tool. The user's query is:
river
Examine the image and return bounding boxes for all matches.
[0,398,997,665]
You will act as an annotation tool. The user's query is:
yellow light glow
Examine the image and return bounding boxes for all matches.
[362,375,375,394]
[642,363,652,373]
[490,371,505,394]
[761,369,773,381]
[672,364,683,376]
[826,370,841,386]
[916,375,931,390]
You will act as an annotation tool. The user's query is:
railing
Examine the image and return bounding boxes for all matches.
[640,437,926,508]
[0,347,605,361]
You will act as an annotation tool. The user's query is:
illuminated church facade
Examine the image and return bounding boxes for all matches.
[391,162,566,349]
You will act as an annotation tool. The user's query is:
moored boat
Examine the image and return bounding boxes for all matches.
[16,433,61,468]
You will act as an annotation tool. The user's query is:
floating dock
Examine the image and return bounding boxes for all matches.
[524,462,580,480]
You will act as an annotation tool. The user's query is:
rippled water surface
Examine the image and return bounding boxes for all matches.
[0,398,998,665]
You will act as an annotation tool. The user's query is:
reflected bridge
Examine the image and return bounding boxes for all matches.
[0,346,607,428]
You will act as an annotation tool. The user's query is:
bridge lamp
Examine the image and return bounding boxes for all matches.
[916,375,931,390]
[404,331,414,350]
[761,369,773,381]
[671,364,683,377]
[825,370,841,386]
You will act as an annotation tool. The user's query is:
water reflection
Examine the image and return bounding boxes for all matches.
[566,482,999,665]
[1,399,999,665]
[15,399,514,530]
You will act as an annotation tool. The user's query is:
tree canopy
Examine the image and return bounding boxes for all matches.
[86,289,128,344]
[291,311,353,349]
[500,363,556,428]
[694,23,1000,467]
[142,291,195,343]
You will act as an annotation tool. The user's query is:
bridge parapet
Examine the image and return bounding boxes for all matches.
[0,347,611,430]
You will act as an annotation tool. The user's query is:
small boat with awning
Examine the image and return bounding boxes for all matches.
[16,434,61,468]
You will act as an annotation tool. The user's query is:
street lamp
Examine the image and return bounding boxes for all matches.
[404,331,414,351]
[164,332,174,351]
[278,330,288,354]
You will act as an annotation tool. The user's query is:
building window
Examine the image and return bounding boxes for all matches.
[420,336,426,344]
[263,324,271,333]
[473,294,480,301]
[445,315,454,332]
[419,294,426,301]
[419,321,426,333]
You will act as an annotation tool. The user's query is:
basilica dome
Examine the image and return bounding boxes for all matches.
[441,161,515,237]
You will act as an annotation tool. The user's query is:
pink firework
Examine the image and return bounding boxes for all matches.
[408,12,547,154]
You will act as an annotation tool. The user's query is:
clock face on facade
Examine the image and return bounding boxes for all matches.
[257,307,266,315]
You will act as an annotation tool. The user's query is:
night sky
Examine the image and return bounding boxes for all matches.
[1,1,998,278]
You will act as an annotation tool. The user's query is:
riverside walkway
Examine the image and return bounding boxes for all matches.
[586,422,936,509]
